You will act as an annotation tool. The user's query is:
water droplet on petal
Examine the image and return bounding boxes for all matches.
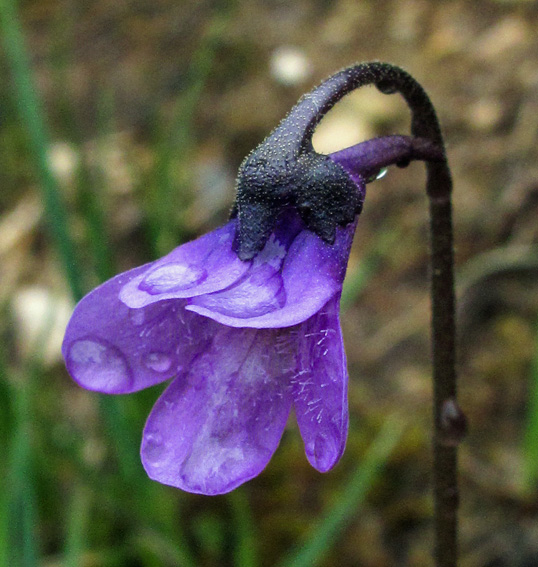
[143,432,165,465]
[314,432,337,472]
[144,352,172,373]
[140,263,207,295]
[365,168,388,183]
[68,338,132,392]
[375,167,388,180]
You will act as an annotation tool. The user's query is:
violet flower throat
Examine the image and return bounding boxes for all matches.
[62,62,443,495]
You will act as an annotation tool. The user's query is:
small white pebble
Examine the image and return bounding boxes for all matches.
[270,46,312,86]
[48,141,79,185]
[11,286,73,366]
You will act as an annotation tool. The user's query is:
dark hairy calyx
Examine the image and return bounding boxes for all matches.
[233,142,359,261]
[232,62,445,261]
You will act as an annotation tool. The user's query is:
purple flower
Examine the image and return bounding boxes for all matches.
[62,65,442,495]
[62,206,357,494]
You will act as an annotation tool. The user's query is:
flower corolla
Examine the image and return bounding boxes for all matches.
[62,64,442,494]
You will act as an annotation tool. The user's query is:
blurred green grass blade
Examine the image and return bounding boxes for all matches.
[90,89,120,282]
[64,484,91,567]
[341,229,400,311]
[0,0,84,301]
[70,89,118,284]
[229,489,258,567]
[7,374,40,567]
[149,41,215,257]
[99,396,143,484]
[278,417,404,567]
[341,258,376,312]
[75,159,116,282]
[49,13,116,284]
[0,491,6,567]
[0,347,10,567]
[6,302,65,567]
[147,8,232,257]
[134,528,197,567]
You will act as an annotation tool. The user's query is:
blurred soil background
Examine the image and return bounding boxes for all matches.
[1,0,538,566]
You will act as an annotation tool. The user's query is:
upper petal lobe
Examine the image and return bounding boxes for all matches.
[187,221,356,329]
[120,221,249,308]
[62,265,218,394]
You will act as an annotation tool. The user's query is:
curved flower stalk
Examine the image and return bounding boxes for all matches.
[62,63,445,496]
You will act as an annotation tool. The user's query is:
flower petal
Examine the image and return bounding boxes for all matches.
[119,221,250,308]
[62,265,218,394]
[291,296,348,472]
[141,326,294,495]
[187,222,356,329]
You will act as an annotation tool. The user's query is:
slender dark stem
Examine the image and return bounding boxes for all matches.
[328,63,462,567]
[280,62,464,564]
[428,166,459,567]
[375,66,464,567]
